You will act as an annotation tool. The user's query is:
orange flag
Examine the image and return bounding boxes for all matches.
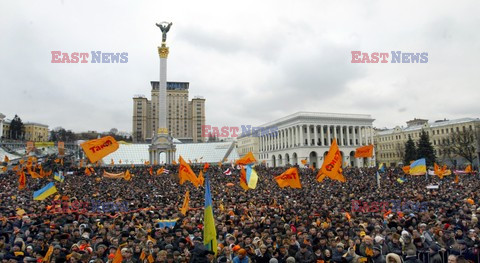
[454,174,459,184]
[345,212,352,222]
[402,165,410,174]
[239,167,249,191]
[275,167,302,188]
[18,171,26,190]
[301,159,307,165]
[1,166,6,173]
[218,162,222,168]
[111,159,114,165]
[79,159,84,168]
[30,170,42,179]
[354,144,374,158]
[178,156,199,187]
[434,163,447,179]
[113,244,127,263]
[85,167,93,176]
[147,254,154,263]
[465,165,472,173]
[3,155,9,163]
[172,160,177,165]
[317,173,326,183]
[236,152,256,165]
[43,245,54,263]
[180,190,190,215]
[317,139,346,182]
[80,136,119,163]
[156,167,165,175]
[197,171,205,187]
[149,167,153,176]
[124,170,132,181]
[203,162,210,172]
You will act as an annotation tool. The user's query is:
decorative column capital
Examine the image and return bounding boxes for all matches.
[158,44,169,59]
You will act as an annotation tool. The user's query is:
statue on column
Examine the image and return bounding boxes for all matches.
[156,21,173,43]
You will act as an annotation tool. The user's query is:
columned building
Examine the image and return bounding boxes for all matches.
[0,113,5,141]
[256,112,375,168]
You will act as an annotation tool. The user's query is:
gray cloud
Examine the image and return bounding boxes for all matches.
[0,0,479,134]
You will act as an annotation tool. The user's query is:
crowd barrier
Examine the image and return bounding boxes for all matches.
[416,249,480,263]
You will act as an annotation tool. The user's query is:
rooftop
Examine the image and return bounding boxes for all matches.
[376,117,480,136]
[261,111,374,128]
[101,141,239,164]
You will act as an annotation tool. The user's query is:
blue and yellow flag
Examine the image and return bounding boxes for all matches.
[54,172,65,183]
[378,163,385,173]
[245,164,258,189]
[204,173,217,255]
[33,182,58,201]
[409,158,427,175]
[155,219,178,229]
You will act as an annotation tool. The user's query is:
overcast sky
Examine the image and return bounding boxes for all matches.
[1,0,479,134]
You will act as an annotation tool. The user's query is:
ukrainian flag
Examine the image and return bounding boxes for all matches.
[378,163,385,173]
[245,164,258,189]
[409,158,427,175]
[54,172,64,183]
[155,219,178,229]
[203,173,217,255]
[33,182,58,201]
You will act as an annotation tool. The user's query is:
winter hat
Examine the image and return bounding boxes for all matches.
[374,236,384,243]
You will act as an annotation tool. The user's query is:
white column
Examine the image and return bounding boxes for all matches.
[159,55,167,129]
[306,125,311,146]
[327,125,331,146]
[361,126,365,145]
[353,126,357,146]
[288,127,293,147]
[333,125,337,144]
[320,125,324,146]
[346,126,350,146]
[370,127,374,145]
[300,125,304,146]
[314,125,318,146]
[339,126,344,146]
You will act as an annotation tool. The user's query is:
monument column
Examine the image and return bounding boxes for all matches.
[150,21,176,164]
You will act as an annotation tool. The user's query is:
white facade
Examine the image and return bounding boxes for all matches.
[0,113,5,141]
[256,112,375,168]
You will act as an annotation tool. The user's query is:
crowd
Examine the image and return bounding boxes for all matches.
[0,157,479,263]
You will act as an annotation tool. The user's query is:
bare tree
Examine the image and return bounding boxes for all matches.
[440,129,477,164]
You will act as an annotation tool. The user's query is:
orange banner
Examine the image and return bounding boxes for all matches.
[80,136,119,163]
[317,138,346,182]
[103,171,125,179]
[354,145,374,158]
[275,167,302,188]
[235,152,256,165]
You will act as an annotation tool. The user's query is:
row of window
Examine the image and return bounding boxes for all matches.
[380,125,473,142]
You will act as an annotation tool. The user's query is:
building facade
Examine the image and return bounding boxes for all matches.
[254,112,375,168]
[237,135,260,160]
[374,118,480,167]
[0,113,5,141]
[2,120,49,142]
[132,81,206,143]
